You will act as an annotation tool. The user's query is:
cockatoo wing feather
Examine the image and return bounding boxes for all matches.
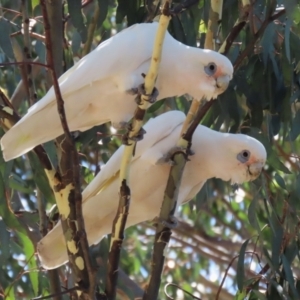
[82,110,186,200]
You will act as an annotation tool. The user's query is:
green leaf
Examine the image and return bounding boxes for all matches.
[0,171,38,295]
[4,285,16,300]
[274,173,286,190]
[0,220,10,259]
[97,0,109,28]
[284,18,292,63]
[236,238,250,291]
[147,99,166,113]
[0,18,14,59]
[35,40,46,64]
[271,155,292,174]
[17,231,39,295]
[234,289,247,300]
[248,195,260,231]
[31,0,39,9]
[28,152,55,207]
[71,31,82,55]
[282,254,299,299]
[67,0,87,43]
[8,174,32,193]
[291,109,300,140]
[270,211,283,270]
[252,290,267,300]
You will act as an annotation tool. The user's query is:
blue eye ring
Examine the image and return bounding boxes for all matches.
[237,150,250,163]
[205,62,217,76]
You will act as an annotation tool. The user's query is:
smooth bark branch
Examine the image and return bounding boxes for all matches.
[144,1,220,295]
[142,100,214,300]
[39,0,95,295]
[82,2,100,56]
[204,0,223,50]
[184,100,216,141]
[21,0,36,105]
[105,2,172,299]
[180,100,200,136]
[143,151,187,300]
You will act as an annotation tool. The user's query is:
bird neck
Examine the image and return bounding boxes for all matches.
[191,127,233,181]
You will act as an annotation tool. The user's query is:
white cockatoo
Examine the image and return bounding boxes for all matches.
[1,22,233,161]
[37,110,267,270]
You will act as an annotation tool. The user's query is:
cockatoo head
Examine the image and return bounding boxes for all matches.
[187,49,234,100]
[218,133,267,184]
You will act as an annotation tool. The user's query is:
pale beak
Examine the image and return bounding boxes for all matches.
[248,161,265,179]
[216,74,231,93]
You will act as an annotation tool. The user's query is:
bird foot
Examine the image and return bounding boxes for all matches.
[153,216,178,229]
[122,124,146,146]
[156,146,194,165]
[112,121,128,130]
[129,84,159,105]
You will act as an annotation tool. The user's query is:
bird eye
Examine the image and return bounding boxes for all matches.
[237,150,251,163]
[204,62,217,76]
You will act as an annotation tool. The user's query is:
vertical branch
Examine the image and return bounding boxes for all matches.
[143,100,215,300]
[105,2,172,299]
[39,0,95,296]
[233,8,286,69]
[179,100,201,136]
[204,0,223,50]
[144,2,223,295]
[218,0,251,55]
[45,0,64,76]
[82,2,100,56]
[21,0,36,105]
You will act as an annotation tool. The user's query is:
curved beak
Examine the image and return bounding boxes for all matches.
[248,161,265,180]
[216,74,231,93]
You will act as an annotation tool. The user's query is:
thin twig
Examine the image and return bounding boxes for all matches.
[164,283,201,299]
[234,8,286,70]
[0,61,50,68]
[31,286,80,300]
[218,1,251,55]
[21,0,36,105]
[216,251,261,300]
[82,1,100,56]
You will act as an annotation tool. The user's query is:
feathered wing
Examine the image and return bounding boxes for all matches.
[37,111,185,269]
[82,111,186,200]
[1,23,172,161]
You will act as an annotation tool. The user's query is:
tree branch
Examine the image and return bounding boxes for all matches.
[21,0,36,105]
[218,0,251,55]
[105,2,172,299]
[39,0,95,296]
[234,8,286,70]
[204,0,223,50]
[142,99,213,300]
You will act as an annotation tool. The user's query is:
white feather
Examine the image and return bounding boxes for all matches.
[37,111,266,269]
[1,22,233,161]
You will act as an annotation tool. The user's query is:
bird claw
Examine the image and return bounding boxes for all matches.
[129,84,159,105]
[112,121,128,130]
[122,125,146,145]
[156,146,194,165]
[153,216,178,229]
